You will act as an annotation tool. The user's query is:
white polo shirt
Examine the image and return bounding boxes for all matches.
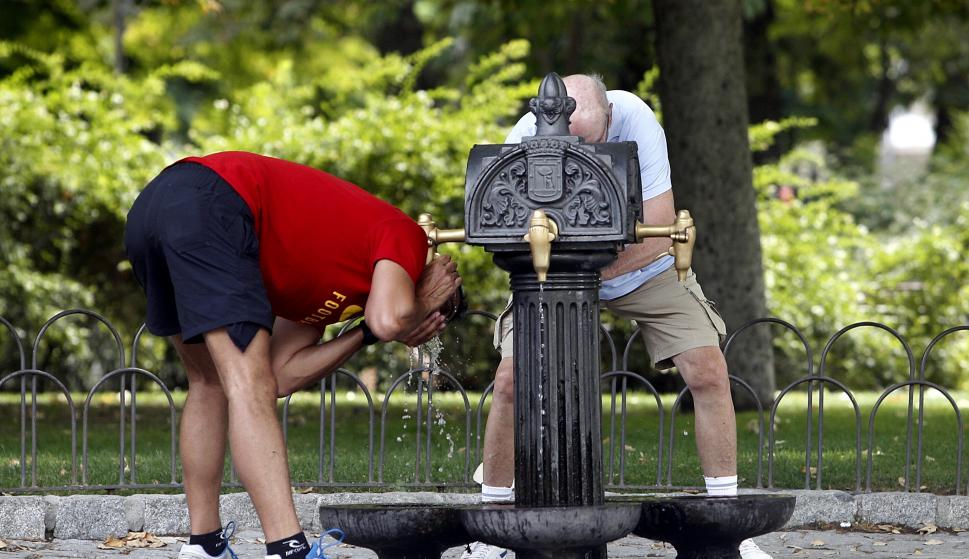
[504,90,675,300]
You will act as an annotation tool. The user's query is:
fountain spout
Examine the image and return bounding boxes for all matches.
[417,213,466,264]
[522,209,559,283]
[634,209,696,281]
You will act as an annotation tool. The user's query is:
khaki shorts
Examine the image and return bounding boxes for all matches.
[493,266,726,370]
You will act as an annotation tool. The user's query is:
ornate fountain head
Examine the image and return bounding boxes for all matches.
[464,73,641,267]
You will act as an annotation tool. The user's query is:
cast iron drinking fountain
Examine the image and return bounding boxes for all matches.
[318,73,793,559]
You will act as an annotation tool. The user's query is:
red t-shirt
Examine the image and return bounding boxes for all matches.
[179,151,427,332]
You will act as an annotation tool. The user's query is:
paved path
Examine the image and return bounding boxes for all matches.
[2,529,968,558]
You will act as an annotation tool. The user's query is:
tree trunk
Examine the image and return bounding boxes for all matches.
[653,0,775,407]
[744,0,787,163]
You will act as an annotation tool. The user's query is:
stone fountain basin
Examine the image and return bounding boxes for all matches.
[623,494,795,543]
[459,503,641,550]
[318,504,471,552]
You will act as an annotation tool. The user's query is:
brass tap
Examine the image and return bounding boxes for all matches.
[417,213,466,264]
[522,209,559,283]
[634,209,696,282]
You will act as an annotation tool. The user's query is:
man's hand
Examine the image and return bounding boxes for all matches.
[395,311,447,347]
[416,255,462,314]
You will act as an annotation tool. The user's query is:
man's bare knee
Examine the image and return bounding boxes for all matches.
[203,329,277,402]
[675,347,730,397]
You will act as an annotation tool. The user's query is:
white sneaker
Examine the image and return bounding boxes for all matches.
[460,541,509,559]
[739,538,772,559]
[178,522,238,559]
[178,543,234,559]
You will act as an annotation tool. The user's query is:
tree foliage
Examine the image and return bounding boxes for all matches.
[752,118,969,388]
[0,8,535,387]
[0,1,966,392]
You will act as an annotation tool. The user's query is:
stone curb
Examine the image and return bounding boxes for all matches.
[2,491,967,540]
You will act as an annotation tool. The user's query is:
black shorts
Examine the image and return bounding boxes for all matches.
[124,162,273,350]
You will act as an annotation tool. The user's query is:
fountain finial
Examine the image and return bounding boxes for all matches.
[529,73,576,137]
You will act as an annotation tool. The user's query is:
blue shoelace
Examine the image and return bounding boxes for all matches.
[221,521,239,559]
[313,528,345,559]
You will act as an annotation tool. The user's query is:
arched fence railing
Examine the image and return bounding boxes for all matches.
[0,309,966,494]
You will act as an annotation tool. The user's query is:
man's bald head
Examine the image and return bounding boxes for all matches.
[562,74,611,142]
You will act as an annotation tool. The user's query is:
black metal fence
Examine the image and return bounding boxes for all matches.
[1,309,966,494]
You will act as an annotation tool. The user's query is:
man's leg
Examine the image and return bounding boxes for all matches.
[462,315,515,559]
[172,335,228,536]
[671,346,736,478]
[203,327,301,542]
[674,350,772,559]
[482,357,515,490]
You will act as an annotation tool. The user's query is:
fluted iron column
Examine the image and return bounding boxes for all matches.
[511,272,603,507]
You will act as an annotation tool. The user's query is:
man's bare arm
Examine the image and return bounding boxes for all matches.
[270,317,365,396]
[600,191,677,281]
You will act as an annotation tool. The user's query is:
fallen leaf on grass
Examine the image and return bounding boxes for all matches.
[745,418,759,434]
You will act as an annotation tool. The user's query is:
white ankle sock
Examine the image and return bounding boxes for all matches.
[704,475,738,496]
[481,484,514,503]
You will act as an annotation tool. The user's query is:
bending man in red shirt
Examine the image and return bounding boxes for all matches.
[124,152,461,559]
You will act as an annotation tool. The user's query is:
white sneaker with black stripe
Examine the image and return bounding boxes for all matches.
[177,522,238,559]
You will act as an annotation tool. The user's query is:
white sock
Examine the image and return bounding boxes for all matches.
[704,475,738,496]
[481,483,514,503]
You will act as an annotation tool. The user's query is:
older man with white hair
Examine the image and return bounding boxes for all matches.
[462,74,772,559]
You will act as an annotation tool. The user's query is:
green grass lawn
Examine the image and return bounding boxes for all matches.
[1,387,966,494]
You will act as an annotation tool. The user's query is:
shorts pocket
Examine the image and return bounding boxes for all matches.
[684,283,727,341]
[492,296,514,350]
